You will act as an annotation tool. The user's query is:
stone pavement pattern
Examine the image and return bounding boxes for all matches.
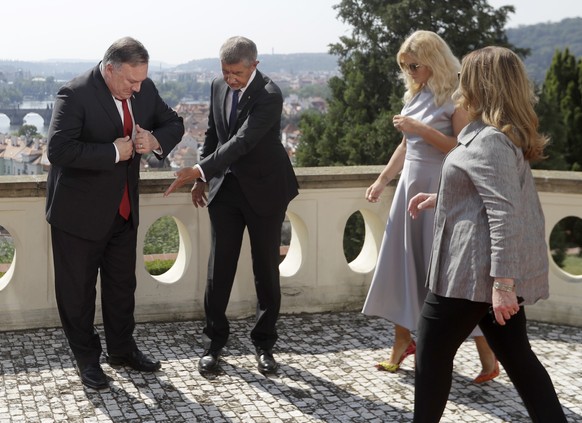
[0,312,581,422]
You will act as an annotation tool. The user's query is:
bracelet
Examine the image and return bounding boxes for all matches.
[493,281,515,292]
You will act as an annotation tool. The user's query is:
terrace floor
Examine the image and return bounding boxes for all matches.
[1,312,581,422]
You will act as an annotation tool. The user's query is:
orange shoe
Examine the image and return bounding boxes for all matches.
[375,340,416,372]
[473,360,500,383]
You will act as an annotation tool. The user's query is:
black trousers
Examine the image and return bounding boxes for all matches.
[414,292,567,423]
[204,174,285,351]
[51,214,138,366]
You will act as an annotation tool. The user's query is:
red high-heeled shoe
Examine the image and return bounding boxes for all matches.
[376,340,416,372]
[473,360,500,383]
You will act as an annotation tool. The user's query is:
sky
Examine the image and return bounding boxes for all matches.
[2,0,581,66]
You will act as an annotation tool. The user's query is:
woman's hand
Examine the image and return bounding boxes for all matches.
[492,284,520,326]
[393,114,424,134]
[408,193,437,219]
[365,179,386,203]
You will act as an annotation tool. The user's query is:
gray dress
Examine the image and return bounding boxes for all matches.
[362,87,453,331]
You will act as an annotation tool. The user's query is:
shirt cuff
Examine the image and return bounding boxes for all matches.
[113,143,120,163]
[194,164,206,182]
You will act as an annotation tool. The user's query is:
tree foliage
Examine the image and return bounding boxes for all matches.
[18,124,39,141]
[539,48,582,170]
[296,0,522,167]
[157,75,211,107]
[539,49,582,273]
[0,85,22,108]
[143,216,179,255]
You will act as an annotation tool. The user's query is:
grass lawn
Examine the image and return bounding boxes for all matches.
[562,254,582,276]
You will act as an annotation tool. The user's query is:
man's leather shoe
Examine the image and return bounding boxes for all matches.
[256,348,278,374]
[198,349,221,373]
[106,349,161,372]
[77,363,109,390]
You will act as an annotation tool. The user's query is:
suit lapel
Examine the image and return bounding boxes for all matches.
[238,70,265,110]
[219,83,230,134]
[91,65,124,136]
[227,71,266,136]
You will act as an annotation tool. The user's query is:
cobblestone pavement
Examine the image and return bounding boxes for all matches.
[1,312,581,422]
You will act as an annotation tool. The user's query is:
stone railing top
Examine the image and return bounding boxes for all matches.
[1,167,580,197]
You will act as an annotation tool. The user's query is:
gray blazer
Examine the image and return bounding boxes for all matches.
[427,120,549,305]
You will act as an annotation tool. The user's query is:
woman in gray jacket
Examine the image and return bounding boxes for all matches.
[408,46,567,422]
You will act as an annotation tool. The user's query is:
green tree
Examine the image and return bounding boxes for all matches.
[0,85,22,107]
[11,77,60,101]
[534,85,569,170]
[157,74,211,107]
[296,0,521,168]
[540,49,582,170]
[143,216,179,255]
[18,124,39,142]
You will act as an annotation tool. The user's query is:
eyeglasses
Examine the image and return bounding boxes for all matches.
[400,63,423,73]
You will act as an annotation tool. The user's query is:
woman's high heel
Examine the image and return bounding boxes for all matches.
[473,359,500,383]
[376,340,416,372]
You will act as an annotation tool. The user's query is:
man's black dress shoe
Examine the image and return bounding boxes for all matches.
[106,349,161,372]
[77,363,109,390]
[198,349,221,373]
[256,348,278,374]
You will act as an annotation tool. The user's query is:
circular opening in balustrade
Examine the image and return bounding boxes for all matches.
[280,212,304,278]
[343,209,384,274]
[549,216,582,277]
[143,215,189,283]
[0,225,16,291]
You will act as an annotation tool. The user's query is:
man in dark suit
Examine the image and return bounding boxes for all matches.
[46,37,184,389]
[165,36,298,374]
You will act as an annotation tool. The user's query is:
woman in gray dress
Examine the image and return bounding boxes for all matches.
[362,30,497,382]
[408,46,567,423]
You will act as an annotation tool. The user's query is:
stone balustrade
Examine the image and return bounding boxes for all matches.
[0,167,581,331]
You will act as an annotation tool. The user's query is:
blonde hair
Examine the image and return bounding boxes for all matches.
[455,46,547,162]
[397,30,460,106]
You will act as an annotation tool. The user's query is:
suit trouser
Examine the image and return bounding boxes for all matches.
[204,174,285,351]
[414,292,567,423]
[51,214,138,366]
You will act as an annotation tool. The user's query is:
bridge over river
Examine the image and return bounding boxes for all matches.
[0,105,53,126]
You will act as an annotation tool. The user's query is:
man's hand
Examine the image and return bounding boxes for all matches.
[114,136,134,161]
[164,167,201,197]
[134,124,161,154]
[191,180,207,208]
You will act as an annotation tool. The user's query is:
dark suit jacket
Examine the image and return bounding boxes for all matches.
[46,64,184,241]
[199,70,298,216]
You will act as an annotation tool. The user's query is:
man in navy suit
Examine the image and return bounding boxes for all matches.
[46,37,184,389]
[165,36,298,374]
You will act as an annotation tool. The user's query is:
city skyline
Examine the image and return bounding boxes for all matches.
[1,0,581,65]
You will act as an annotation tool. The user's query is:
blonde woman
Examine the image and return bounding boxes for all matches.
[408,46,567,422]
[362,30,497,382]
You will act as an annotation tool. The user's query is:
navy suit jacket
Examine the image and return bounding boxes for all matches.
[46,64,184,240]
[199,70,298,216]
